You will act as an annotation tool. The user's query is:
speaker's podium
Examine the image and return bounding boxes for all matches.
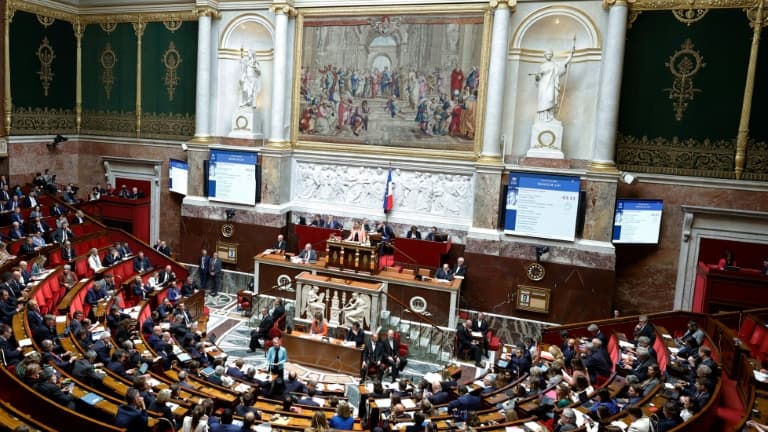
[325,238,379,274]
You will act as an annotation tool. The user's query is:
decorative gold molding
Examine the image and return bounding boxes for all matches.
[36,37,56,97]
[490,0,516,8]
[627,0,758,10]
[134,19,144,138]
[100,42,117,99]
[74,19,84,134]
[5,5,14,136]
[588,160,619,173]
[141,112,195,140]
[162,42,182,102]
[163,19,183,32]
[194,7,221,20]
[672,8,709,24]
[627,10,643,28]
[270,5,298,16]
[11,106,76,135]
[8,0,75,23]
[664,39,705,122]
[81,110,135,137]
[7,0,199,24]
[99,21,117,33]
[36,14,55,28]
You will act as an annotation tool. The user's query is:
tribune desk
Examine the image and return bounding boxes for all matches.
[281,330,363,376]
[325,239,379,274]
[254,251,462,328]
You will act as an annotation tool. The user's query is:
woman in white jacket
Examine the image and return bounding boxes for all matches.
[182,405,209,432]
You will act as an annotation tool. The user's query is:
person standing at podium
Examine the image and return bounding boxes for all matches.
[266,337,287,375]
[345,222,367,243]
[274,234,287,253]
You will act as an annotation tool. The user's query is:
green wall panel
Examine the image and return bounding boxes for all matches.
[619,9,750,141]
[10,11,76,109]
[82,23,137,112]
[141,21,197,115]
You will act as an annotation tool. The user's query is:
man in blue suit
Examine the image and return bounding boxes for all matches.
[114,388,149,432]
[427,381,451,405]
[211,409,242,432]
[447,385,482,412]
[133,251,151,273]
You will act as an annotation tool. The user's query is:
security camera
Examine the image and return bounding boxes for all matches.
[181,143,189,151]
[535,246,550,262]
[619,171,637,185]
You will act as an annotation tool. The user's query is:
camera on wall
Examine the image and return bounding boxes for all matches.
[535,246,550,262]
[225,209,236,221]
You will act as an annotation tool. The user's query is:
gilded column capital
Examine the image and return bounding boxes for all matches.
[490,0,515,9]
[603,0,634,9]
[73,20,85,39]
[270,5,298,16]
[194,6,221,20]
[132,20,146,38]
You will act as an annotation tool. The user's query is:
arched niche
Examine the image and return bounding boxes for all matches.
[511,5,601,61]
[220,14,274,51]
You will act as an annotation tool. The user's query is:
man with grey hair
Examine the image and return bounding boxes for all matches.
[207,365,225,386]
[584,340,612,383]
[627,346,653,381]
[555,407,578,431]
[587,323,608,348]
[633,314,656,345]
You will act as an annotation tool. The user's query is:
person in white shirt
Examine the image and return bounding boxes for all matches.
[87,248,103,273]
[627,406,651,432]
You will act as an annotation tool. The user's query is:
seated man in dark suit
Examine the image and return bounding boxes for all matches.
[457,319,483,367]
[19,236,39,257]
[425,226,438,241]
[309,214,326,228]
[326,216,343,230]
[453,257,468,278]
[434,263,454,281]
[226,359,247,379]
[133,250,151,273]
[0,323,22,366]
[114,388,149,431]
[427,381,450,405]
[102,247,122,267]
[284,370,308,394]
[248,308,273,352]
[298,243,318,263]
[447,385,482,412]
[585,340,613,383]
[7,222,24,241]
[51,221,75,244]
[60,240,76,263]
[297,388,321,406]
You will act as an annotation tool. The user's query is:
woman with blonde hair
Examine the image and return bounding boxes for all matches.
[305,410,329,432]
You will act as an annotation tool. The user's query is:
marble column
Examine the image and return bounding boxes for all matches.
[588,0,628,172]
[471,164,504,231]
[193,9,214,142]
[259,146,293,205]
[480,0,512,162]
[580,174,618,242]
[269,4,293,146]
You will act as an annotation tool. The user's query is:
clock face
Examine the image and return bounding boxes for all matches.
[526,262,546,281]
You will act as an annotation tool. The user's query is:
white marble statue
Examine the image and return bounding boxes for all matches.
[239,49,261,107]
[532,43,575,122]
[304,285,326,320]
[342,292,370,327]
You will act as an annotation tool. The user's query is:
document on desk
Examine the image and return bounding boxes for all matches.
[374,398,391,409]
[401,399,416,409]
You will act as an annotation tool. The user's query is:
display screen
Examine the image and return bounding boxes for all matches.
[503,173,581,241]
[612,199,664,244]
[168,159,188,196]
[207,149,258,206]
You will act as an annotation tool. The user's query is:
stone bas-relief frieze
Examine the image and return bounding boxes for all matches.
[293,162,473,218]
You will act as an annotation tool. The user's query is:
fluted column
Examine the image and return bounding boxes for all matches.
[268,3,294,147]
[193,8,216,142]
[4,6,14,136]
[133,20,146,138]
[735,0,765,179]
[588,0,628,173]
[479,0,513,162]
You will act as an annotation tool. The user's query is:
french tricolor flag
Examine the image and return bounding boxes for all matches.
[383,169,394,213]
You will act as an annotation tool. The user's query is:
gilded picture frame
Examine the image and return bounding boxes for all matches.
[291,4,492,159]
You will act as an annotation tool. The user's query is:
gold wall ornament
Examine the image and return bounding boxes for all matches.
[163,19,183,32]
[140,111,194,139]
[672,8,708,25]
[100,42,117,99]
[36,14,55,28]
[11,106,75,134]
[664,39,705,121]
[36,37,56,97]
[161,41,182,101]
[99,21,117,34]
[627,10,643,28]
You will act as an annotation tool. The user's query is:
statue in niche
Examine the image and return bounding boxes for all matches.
[303,285,326,320]
[239,49,261,107]
[532,42,574,122]
[342,292,370,327]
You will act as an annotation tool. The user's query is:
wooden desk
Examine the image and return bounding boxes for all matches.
[179,289,206,322]
[281,331,362,375]
[325,239,379,274]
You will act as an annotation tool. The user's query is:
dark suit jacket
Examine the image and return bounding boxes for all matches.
[133,256,151,273]
[456,325,475,351]
[472,319,488,335]
[113,404,149,432]
[209,258,222,275]
[448,394,481,411]
[586,350,613,381]
[346,329,365,347]
[274,240,287,251]
[0,335,21,365]
[363,338,379,364]
[298,249,318,262]
[427,391,450,405]
[406,230,421,239]
[378,225,395,240]
[454,265,468,277]
[60,246,76,262]
[284,378,308,395]
[435,268,453,280]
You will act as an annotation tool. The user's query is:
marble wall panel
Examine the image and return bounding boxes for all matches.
[582,178,618,242]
